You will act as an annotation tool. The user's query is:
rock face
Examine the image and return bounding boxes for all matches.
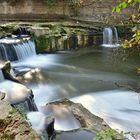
[0,92,40,140]
[0,0,133,23]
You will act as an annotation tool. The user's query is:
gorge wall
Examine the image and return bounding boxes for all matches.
[0,0,133,24]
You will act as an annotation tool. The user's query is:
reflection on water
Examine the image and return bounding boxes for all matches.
[39,104,81,131]
[57,129,96,140]
[12,48,140,132]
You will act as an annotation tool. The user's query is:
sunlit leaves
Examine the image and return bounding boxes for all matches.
[94,129,126,140]
[113,0,140,49]
[112,2,127,13]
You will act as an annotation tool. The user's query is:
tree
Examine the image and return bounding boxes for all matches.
[112,0,140,48]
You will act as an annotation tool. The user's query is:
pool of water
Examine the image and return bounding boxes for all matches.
[56,129,96,140]
[12,47,140,133]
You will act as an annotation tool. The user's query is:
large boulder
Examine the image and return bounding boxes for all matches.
[44,98,109,133]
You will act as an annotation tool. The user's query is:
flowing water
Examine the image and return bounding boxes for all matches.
[0,37,36,61]
[102,27,120,47]
[12,47,140,134]
[0,69,4,82]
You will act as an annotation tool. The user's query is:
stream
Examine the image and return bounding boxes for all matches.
[12,47,140,136]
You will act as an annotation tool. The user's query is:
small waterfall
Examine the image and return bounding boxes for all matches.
[13,93,38,112]
[0,38,36,61]
[102,27,120,48]
[0,69,4,82]
[12,40,36,60]
[0,44,9,60]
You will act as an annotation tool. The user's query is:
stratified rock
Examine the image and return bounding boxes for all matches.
[0,99,40,140]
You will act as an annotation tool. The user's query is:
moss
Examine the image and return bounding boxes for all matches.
[35,35,50,53]
[14,106,27,120]
[1,133,14,140]
[94,128,127,140]
[0,119,9,132]
[51,24,67,35]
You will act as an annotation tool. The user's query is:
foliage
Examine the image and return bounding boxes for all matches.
[112,0,140,48]
[94,129,126,140]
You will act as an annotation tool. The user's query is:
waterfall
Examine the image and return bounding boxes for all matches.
[0,80,38,112]
[0,44,9,60]
[113,27,119,44]
[12,40,36,60]
[102,27,120,48]
[13,93,38,112]
[10,95,38,112]
[0,38,36,61]
[0,69,4,82]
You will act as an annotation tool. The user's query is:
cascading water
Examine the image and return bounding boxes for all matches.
[0,44,9,60]
[0,69,4,82]
[0,80,38,112]
[0,37,36,61]
[13,92,38,112]
[102,27,120,48]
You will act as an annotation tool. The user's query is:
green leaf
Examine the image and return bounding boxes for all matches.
[112,7,116,13]
[116,7,121,12]
[120,2,127,9]
[135,0,140,3]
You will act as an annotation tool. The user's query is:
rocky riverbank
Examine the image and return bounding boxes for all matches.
[0,92,40,140]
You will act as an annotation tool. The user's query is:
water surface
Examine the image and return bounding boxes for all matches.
[13,47,140,132]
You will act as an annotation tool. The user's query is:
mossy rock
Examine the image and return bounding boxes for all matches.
[0,98,40,140]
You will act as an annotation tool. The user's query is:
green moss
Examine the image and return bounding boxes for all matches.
[15,106,27,119]
[0,119,9,131]
[35,35,49,53]
[1,133,14,140]
[94,129,127,140]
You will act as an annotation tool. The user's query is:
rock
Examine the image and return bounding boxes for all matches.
[0,99,40,140]
[0,92,5,100]
[46,99,127,140]
[1,61,21,83]
[46,98,110,133]
[45,116,55,138]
